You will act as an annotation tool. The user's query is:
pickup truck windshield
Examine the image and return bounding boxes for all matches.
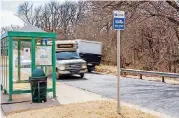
[56,51,80,60]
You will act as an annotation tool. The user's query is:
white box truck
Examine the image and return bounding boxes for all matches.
[76,39,102,72]
[47,40,87,78]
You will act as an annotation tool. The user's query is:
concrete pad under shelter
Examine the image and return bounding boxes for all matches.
[1,92,60,115]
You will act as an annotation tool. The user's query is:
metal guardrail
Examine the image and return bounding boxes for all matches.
[121,68,179,82]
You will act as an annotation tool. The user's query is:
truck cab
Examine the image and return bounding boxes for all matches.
[51,40,87,78]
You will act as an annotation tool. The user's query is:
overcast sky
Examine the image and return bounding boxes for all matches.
[0,0,77,29]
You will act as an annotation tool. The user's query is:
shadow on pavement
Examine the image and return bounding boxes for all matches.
[56,75,88,81]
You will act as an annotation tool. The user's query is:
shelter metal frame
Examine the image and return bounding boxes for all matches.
[1,31,57,101]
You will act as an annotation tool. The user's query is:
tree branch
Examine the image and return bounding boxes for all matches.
[166,1,179,11]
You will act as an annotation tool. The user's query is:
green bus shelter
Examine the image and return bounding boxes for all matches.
[1,25,57,101]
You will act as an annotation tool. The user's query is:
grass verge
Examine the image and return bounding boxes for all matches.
[6,100,158,118]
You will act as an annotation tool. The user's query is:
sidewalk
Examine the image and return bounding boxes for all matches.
[1,82,106,115]
[50,82,106,104]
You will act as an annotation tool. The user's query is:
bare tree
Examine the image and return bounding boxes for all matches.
[16,1,87,39]
[74,1,179,72]
[1,25,20,34]
[17,2,35,24]
[15,1,179,72]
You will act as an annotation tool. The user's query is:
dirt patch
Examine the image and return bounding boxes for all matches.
[96,64,179,85]
[6,100,158,118]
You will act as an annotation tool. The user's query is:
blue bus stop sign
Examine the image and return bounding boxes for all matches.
[113,11,125,30]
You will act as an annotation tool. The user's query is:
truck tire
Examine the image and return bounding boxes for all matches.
[87,66,95,73]
[80,73,84,78]
[88,68,92,73]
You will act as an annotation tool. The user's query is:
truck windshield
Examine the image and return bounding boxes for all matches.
[56,51,80,60]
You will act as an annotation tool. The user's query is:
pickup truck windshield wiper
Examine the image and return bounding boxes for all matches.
[57,58,66,60]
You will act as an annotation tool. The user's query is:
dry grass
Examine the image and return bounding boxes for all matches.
[96,65,117,75]
[96,64,179,85]
[6,100,158,118]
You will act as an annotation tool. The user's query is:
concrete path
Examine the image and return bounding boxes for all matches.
[49,82,106,104]
[57,73,179,118]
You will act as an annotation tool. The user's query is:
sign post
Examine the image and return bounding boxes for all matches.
[113,10,125,114]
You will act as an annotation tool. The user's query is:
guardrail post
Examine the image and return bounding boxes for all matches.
[161,76,165,83]
[140,74,142,79]
[121,72,126,77]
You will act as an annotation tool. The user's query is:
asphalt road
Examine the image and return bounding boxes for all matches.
[57,73,179,118]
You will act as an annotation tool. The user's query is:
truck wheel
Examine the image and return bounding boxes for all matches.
[88,68,92,73]
[88,66,95,73]
[80,73,84,78]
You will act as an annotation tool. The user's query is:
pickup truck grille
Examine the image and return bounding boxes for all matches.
[66,63,82,70]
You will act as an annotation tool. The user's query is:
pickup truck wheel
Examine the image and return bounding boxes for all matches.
[80,73,84,78]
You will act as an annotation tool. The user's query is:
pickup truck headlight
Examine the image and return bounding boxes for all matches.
[58,65,65,70]
[82,63,87,69]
